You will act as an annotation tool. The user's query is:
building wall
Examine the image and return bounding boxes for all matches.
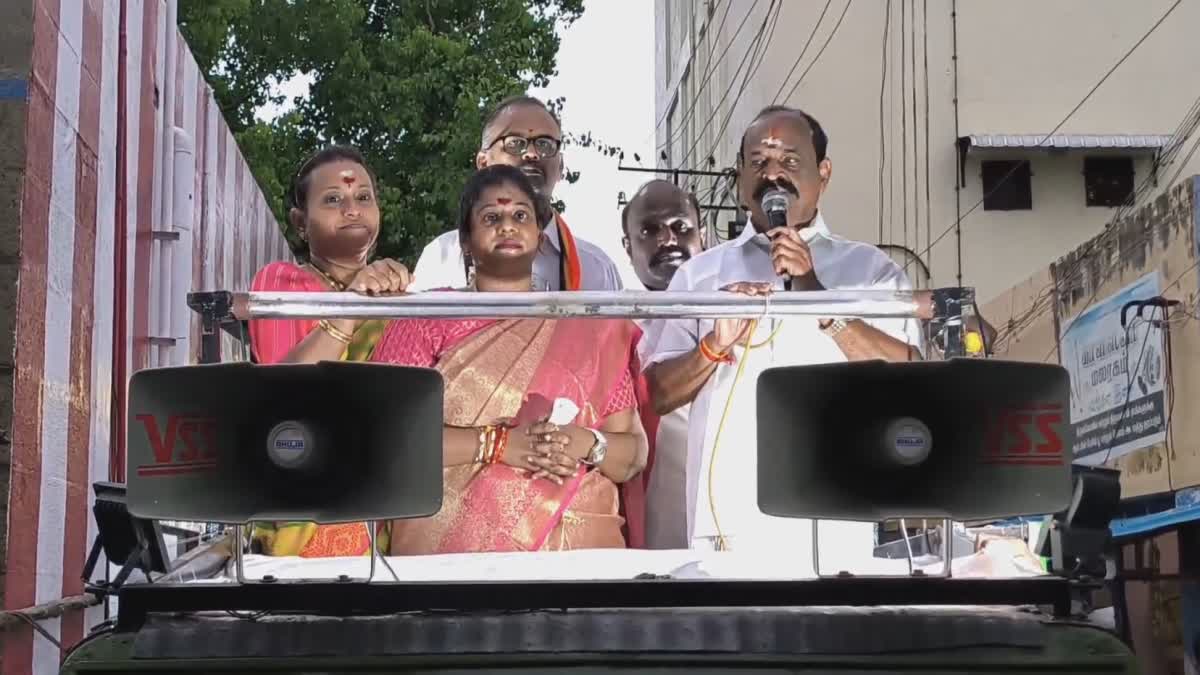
[656,0,1200,301]
[1,0,288,672]
[955,0,1195,135]
[0,0,35,617]
[959,150,1162,297]
[981,175,1200,500]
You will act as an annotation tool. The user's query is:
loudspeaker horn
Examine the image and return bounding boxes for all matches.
[757,358,1073,522]
[126,361,444,524]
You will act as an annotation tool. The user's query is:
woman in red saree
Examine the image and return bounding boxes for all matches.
[249,145,410,365]
[371,164,649,554]
[247,145,412,557]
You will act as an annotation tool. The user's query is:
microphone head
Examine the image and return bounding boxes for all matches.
[761,188,791,215]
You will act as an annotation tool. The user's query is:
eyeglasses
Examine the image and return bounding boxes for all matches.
[490,135,561,159]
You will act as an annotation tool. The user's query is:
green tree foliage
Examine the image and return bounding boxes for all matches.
[179,0,585,263]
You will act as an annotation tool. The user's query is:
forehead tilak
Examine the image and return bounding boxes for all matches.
[760,126,784,148]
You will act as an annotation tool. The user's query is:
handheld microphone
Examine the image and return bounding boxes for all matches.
[760,188,792,290]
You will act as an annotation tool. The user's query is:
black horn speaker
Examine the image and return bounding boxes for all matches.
[757,358,1073,522]
[125,361,444,524]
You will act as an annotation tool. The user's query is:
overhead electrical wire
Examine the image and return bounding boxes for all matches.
[886,2,896,249]
[991,117,1200,356]
[657,0,763,153]
[679,1,782,168]
[1089,253,1197,470]
[776,0,854,105]
[877,0,892,244]
[650,0,733,137]
[769,0,833,104]
[1163,124,1200,188]
[1034,256,1198,378]
[994,88,1200,353]
[900,0,909,252]
[926,31,1195,310]
[688,0,853,173]
[922,0,932,280]
[912,0,1184,266]
[1096,314,1157,467]
[687,0,783,166]
[909,0,919,257]
[656,5,755,155]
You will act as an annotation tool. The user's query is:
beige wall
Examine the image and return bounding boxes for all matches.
[956,0,1196,135]
[960,150,1161,297]
[656,0,1200,301]
[981,177,1200,499]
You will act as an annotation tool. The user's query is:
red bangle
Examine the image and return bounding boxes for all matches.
[699,335,734,364]
[491,427,509,465]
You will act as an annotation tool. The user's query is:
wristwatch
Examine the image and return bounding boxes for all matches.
[820,318,850,337]
[582,428,608,466]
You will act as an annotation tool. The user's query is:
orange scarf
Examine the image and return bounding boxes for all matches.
[555,213,583,290]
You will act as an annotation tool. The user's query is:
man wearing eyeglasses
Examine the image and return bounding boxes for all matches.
[409,95,623,292]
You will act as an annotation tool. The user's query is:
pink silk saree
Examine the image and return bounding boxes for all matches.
[371,316,640,554]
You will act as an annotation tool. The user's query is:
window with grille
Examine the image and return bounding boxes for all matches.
[1084,157,1135,208]
[981,160,1032,211]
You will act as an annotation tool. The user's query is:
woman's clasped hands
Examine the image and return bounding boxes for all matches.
[497,418,593,485]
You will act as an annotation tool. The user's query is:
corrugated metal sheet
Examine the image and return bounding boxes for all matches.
[964,134,1173,150]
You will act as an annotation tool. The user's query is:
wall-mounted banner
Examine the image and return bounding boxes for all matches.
[1059,271,1168,465]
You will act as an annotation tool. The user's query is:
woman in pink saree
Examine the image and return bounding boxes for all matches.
[371,165,649,553]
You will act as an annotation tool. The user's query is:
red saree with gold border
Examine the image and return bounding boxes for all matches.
[371,316,640,554]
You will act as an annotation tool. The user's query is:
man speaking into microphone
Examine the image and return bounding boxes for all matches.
[639,105,923,566]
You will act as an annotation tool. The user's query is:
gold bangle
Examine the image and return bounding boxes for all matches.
[484,426,498,464]
[475,426,491,464]
[317,319,353,344]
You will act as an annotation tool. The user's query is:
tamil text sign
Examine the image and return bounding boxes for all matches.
[1059,272,1168,465]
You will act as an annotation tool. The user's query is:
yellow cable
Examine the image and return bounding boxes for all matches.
[705,319,784,551]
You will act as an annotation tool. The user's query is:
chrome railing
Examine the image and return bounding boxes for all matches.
[230,288,964,321]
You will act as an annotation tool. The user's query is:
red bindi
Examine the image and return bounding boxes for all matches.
[497,197,512,205]
[341,175,356,186]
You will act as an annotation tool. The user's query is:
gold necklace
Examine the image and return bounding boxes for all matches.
[306,262,347,291]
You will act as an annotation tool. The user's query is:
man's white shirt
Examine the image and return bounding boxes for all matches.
[410,218,623,291]
[638,213,924,572]
[635,299,691,551]
[644,403,690,549]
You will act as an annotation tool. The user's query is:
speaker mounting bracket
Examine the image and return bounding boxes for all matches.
[82,536,152,598]
[929,287,973,358]
[187,291,248,364]
[813,518,954,579]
